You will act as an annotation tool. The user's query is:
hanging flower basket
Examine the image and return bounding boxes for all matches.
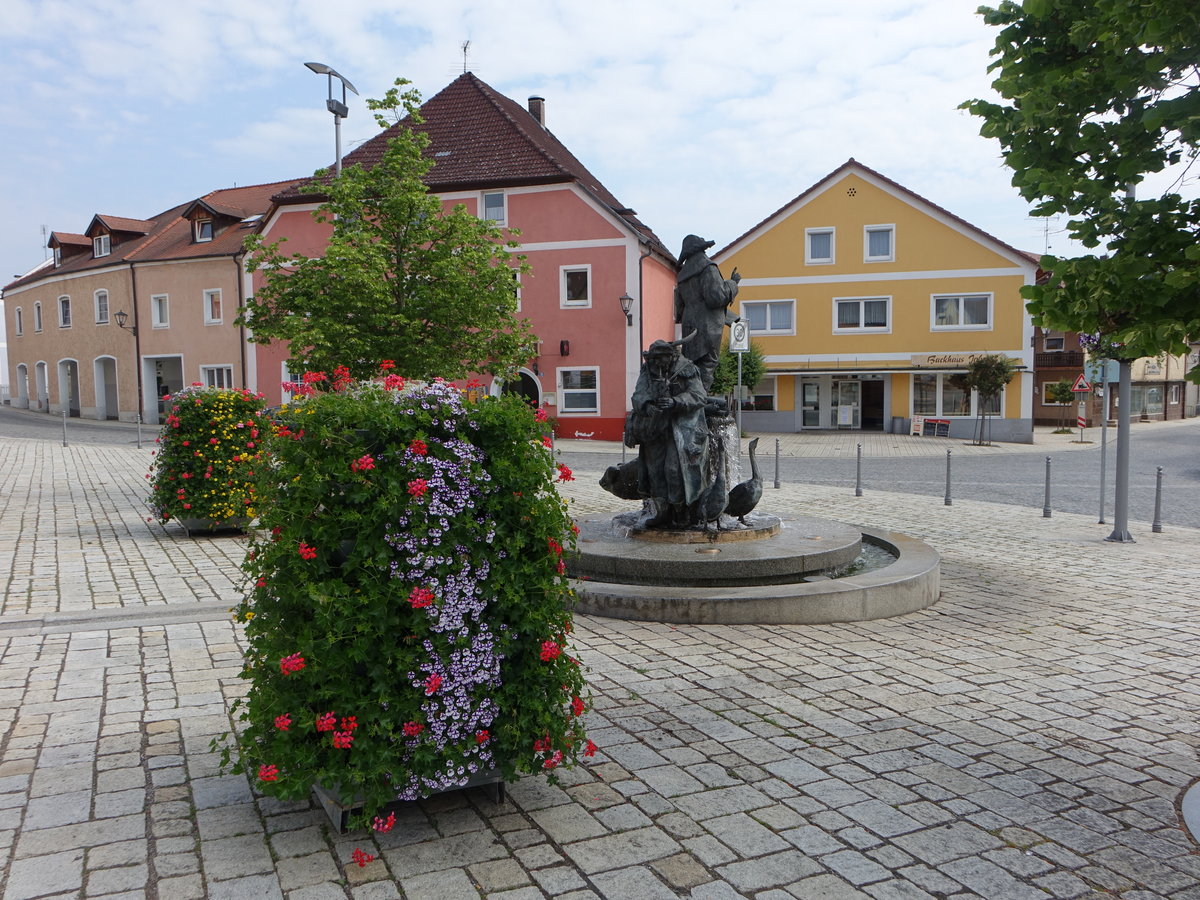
[217,375,590,831]
[146,384,267,533]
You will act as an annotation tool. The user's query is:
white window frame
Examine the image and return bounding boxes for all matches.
[805,227,835,265]
[832,296,891,334]
[1169,384,1181,405]
[34,302,43,333]
[53,247,62,267]
[912,372,1005,417]
[94,290,109,325]
[194,219,213,243]
[864,224,894,263]
[511,269,522,313]
[1043,336,1065,351]
[931,293,993,331]
[58,295,72,328]
[1041,381,1072,406]
[203,289,222,325]
[151,294,170,328]
[481,191,506,225]
[560,265,592,309]
[201,365,234,389]
[557,366,600,415]
[741,299,795,336]
[14,307,22,336]
[93,234,111,258]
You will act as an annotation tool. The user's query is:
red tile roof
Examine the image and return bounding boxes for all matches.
[48,232,92,248]
[715,158,1035,264]
[274,72,671,260]
[3,179,301,292]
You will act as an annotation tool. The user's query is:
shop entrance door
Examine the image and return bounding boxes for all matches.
[833,380,861,429]
[801,380,820,428]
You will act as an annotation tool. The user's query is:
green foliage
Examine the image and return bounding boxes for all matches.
[949,353,1017,403]
[147,386,267,526]
[1046,380,1076,406]
[962,0,1200,381]
[240,78,537,382]
[220,380,588,825]
[710,340,766,398]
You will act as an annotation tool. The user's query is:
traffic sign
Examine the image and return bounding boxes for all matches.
[729,319,749,353]
[1070,374,1091,392]
[1078,414,1087,428]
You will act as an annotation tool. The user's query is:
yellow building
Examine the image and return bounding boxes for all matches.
[715,160,1039,442]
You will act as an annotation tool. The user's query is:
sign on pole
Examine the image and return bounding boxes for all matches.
[729,320,749,353]
[1070,373,1091,392]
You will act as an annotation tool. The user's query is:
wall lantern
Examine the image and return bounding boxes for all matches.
[560,340,570,357]
[619,292,634,326]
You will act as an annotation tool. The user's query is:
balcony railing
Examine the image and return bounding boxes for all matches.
[1035,351,1084,369]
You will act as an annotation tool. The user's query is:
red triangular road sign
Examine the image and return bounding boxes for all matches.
[1070,374,1091,392]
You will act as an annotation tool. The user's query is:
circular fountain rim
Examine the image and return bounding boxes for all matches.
[570,526,940,625]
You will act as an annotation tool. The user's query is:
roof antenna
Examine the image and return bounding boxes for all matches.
[461,40,471,73]
[41,224,48,259]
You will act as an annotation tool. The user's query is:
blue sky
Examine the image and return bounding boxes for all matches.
[0,0,1068,289]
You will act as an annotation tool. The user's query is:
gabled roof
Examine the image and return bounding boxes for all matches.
[273,72,672,260]
[716,158,1035,266]
[4,179,301,293]
[88,214,154,236]
[47,232,91,248]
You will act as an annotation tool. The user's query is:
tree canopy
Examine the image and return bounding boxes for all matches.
[962,0,1200,379]
[710,339,766,400]
[239,79,536,382]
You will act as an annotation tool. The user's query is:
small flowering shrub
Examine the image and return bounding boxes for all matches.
[147,385,267,527]
[221,377,589,825]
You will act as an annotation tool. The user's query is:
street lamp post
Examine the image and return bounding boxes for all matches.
[114,309,143,449]
[304,62,359,177]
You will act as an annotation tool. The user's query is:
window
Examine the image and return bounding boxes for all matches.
[559,368,599,413]
[561,266,591,308]
[151,294,169,328]
[932,293,992,330]
[511,269,522,313]
[1043,336,1064,351]
[864,225,894,262]
[14,307,22,336]
[204,289,222,324]
[93,234,111,257]
[194,219,213,242]
[94,290,109,324]
[1042,382,1071,406]
[742,300,794,335]
[201,366,234,389]
[1169,384,1182,405]
[53,247,62,267]
[482,192,506,225]
[805,228,834,265]
[58,295,72,328]
[34,303,43,332]
[913,372,1004,417]
[834,296,890,333]
[751,376,776,411]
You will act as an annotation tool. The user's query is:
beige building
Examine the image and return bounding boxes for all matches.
[3,182,295,423]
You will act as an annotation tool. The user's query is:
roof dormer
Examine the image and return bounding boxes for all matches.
[47,232,92,267]
[84,214,153,258]
[181,198,247,244]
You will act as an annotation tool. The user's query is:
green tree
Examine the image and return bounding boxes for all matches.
[710,339,766,403]
[239,79,535,382]
[1046,379,1077,431]
[949,353,1017,445]
[961,0,1200,381]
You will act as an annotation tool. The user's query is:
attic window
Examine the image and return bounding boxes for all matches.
[53,247,61,267]
[93,234,111,258]
[194,219,214,243]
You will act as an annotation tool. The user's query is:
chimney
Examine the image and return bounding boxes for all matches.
[528,96,546,127]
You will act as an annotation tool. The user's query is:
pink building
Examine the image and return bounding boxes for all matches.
[251,72,676,440]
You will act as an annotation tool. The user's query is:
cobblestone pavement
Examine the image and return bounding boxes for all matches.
[1,436,1198,899]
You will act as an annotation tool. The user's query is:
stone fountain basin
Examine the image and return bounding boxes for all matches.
[568,514,940,625]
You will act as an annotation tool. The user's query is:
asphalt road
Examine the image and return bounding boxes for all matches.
[558,424,1200,532]
[4,404,1196,530]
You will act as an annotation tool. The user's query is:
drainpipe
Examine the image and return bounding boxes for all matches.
[128,263,145,424]
[235,251,248,390]
[636,241,651,353]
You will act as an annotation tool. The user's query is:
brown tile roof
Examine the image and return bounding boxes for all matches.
[48,232,92,248]
[715,158,1035,265]
[274,72,672,260]
[90,215,154,235]
[3,179,301,292]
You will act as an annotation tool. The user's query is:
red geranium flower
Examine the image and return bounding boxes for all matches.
[571,696,585,717]
[540,640,561,661]
[274,714,291,731]
[475,730,490,745]
[298,542,318,560]
[258,764,279,782]
[584,740,598,758]
[279,654,305,675]
[424,673,443,696]
[373,811,396,833]
[332,731,353,749]
[403,721,425,737]
[316,712,337,732]
[351,848,375,868]
[409,587,435,609]
[557,464,574,482]
[535,408,549,422]
[409,439,428,456]
[407,478,429,499]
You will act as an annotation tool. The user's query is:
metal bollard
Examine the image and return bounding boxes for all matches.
[855,443,863,497]
[773,438,781,490]
[1042,456,1052,518]
[944,449,952,506]
[1152,466,1163,533]
[62,409,69,448]
[621,440,626,465]
[136,413,143,450]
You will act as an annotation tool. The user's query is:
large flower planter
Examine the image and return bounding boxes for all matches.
[313,770,505,833]
[220,378,590,832]
[180,517,251,537]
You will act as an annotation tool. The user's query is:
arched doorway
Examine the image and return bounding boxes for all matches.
[58,359,81,417]
[34,362,48,412]
[94,357,119,420]
[499,370,541,408]
[15,364,29,409]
